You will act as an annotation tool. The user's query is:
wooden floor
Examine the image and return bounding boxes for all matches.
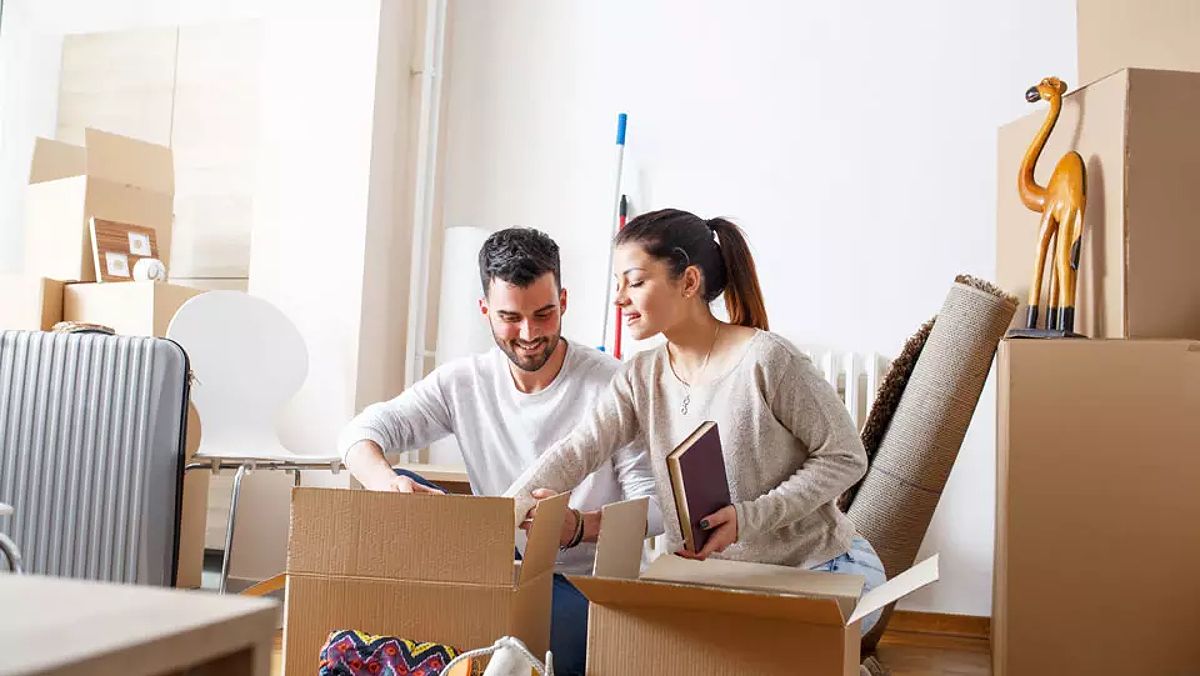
[876,631,991,675]
[270,627,991,675]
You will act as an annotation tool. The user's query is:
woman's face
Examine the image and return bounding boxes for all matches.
[613,242,695,340]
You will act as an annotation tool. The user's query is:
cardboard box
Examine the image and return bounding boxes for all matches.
[994,339,1200,675]
[63,280,202,337]
[281,488,568,676]
[570,500,939,675]
[0,275,65,330]
[24,128,173,282]
[996,68,1200,339]
[1077,0,1200,85]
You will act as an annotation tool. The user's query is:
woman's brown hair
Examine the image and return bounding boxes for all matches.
[614,208,769,330]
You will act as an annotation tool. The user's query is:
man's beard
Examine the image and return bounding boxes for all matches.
[497,333,561,372]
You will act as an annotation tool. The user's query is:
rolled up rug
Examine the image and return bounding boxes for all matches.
[848,275,1017,651]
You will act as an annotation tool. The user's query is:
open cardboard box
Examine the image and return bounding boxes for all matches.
[280,487,568,676]
[24,128,174,283]
[572,499,939,675]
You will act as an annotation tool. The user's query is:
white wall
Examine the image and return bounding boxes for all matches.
[442,0,1077,616]
[0,0,408,582]
[0,0,266,273]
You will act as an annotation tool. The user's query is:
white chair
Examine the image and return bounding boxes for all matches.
[0,502,22,573]
[167,291,341,593]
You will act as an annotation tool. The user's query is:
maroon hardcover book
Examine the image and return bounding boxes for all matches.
[666,421,731,553]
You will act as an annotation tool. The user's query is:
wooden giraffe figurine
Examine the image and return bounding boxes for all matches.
[1017,76,1086,333]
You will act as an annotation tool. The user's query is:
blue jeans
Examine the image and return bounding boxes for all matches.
[392,470,589,675]
[810,536,887,635]
[549,573,588,676]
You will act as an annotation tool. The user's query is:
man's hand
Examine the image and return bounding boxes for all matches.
[676,505,738,561]
[362,472,445,494]
[345,440,444,494]
[519,488,589,548]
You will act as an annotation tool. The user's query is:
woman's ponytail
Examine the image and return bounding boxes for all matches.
[707,217,769,330]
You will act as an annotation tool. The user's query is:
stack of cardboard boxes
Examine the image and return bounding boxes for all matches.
[0,128,209,588]
[4,128,204,336]
[992,3,1200,673]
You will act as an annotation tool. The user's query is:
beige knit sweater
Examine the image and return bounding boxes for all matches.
[506,330,867,569]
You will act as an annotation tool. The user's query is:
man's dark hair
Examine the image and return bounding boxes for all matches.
[478,227,561,294]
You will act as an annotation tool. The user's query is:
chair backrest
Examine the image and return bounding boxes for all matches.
[167,291,307,454]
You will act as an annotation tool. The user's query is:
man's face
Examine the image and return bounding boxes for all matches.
[480,272,567,372]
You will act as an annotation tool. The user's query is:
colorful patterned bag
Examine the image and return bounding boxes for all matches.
[319,630,480,676]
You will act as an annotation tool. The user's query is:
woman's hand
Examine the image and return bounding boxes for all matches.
[676,505,738,560]
[519,488,582,548]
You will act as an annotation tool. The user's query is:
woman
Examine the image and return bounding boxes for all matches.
[506,208,887,633]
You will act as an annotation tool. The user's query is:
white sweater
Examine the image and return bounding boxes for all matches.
[337,339,664,575]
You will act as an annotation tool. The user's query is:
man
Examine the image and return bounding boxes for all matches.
[337,227,663,676]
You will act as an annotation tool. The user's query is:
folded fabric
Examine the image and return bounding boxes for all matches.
[319,629,477,676]
[443,636,554,676]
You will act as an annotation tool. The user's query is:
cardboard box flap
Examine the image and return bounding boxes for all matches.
[591,497,649,580]
[287,487,516,586]
[29,138,86,184]
[517,492,569,584]
[642,554,864,621]
[569,575,847,626]
[82,128,174,194]
[847,555,939,626]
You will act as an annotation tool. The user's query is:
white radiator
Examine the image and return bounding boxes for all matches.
[801,348,891,431]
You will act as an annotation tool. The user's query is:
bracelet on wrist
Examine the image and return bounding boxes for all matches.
[562,508,585,550]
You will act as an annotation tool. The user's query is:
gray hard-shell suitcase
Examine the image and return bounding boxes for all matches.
[0,330,190,585]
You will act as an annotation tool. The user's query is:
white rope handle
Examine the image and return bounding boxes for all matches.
[440,636,553,676]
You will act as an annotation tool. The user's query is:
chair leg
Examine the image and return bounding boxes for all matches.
[219,463,250,595]
[0,532,24,574]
